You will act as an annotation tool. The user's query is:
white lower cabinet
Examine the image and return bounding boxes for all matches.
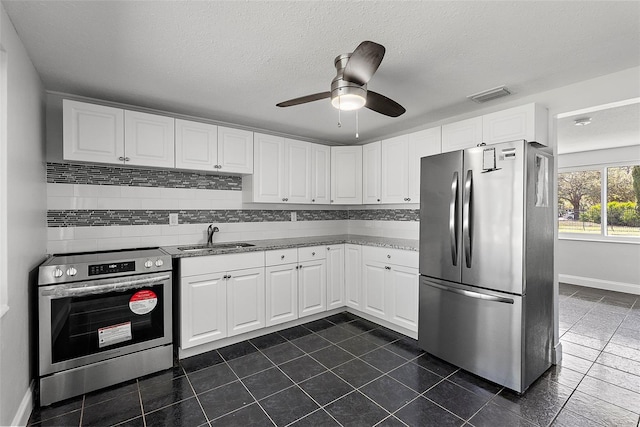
[345,244,362,310]
[326,245,345,310]
[179,252,264,349]
[180,272,227,349]
[265,249,299,327]
[361,246,419,332]
[298,246,327,318]
[226,267,266,337]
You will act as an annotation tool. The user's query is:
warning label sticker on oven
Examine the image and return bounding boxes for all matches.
[98,322,132,348]
[129,290,158,315]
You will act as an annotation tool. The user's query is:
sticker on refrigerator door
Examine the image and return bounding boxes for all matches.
[482,148,500,172]
[129,290,158,315]
[98,322,132,348]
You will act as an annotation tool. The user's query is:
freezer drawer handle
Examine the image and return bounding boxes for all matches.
[449,172,459,266]
[424,281,514,304]
[463,170,473,268]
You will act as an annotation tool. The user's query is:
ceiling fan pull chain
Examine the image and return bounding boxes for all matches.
[337,98,342,127]
[356,110,359,139]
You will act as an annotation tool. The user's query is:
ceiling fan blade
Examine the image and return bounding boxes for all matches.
[343,41,386,86]
[276,92,331,107]
[366,91,406,117]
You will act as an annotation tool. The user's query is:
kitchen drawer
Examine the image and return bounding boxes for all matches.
[181,251,264,277]
[362,246,418,268]
[298,245,327,262]
[265,248,298,266]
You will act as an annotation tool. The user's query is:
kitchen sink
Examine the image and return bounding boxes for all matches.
[177,242,255,252]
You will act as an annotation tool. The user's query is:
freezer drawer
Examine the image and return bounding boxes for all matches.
[418,276,524,392]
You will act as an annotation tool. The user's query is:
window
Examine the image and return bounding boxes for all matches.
[558,164,640,238]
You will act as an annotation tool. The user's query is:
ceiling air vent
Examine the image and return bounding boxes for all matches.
[467,86,511,103]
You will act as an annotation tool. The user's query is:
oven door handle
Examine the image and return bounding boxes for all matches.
[41,274,171,298]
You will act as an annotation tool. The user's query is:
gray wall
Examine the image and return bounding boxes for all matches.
[0,3,46,426]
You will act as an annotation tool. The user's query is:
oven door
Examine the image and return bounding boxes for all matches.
[38,272,172,376]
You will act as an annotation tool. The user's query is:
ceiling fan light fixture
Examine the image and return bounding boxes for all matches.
[331,85,367,111]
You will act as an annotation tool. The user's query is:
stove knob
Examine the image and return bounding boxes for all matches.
[52,268,64,278]
[66,267,77,277]
[144,260,153,268]
[155,259,164,267]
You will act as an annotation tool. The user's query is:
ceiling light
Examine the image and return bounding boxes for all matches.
[331,85,367,111]
[574,117,592,126]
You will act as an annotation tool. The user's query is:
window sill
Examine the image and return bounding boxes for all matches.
[558,234,640,245]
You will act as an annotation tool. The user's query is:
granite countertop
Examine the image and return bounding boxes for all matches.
[162,234,419,258]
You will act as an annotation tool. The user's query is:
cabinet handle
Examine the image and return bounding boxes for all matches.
[124,157,130,162]
[385,266,391,270]
[118,156,125,161]
[312,199,315,202]
[296,265,299,270]
[407,197,411,202]
[377,199,380,202]
[387,254,391,259]
[217,165,222,169]
[299,265,303,269]
[281,255,285,260]
[312,252,315,256]
[331,200,334,203]
[327,247,330,251]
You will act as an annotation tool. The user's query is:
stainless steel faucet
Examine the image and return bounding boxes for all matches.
[207,225,219,245]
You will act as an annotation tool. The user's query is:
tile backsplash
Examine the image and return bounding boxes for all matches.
[46,162,419,253]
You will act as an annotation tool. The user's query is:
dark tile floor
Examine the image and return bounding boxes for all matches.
[29,283,640,427]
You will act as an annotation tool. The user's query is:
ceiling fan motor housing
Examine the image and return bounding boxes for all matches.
[331,53,367,110]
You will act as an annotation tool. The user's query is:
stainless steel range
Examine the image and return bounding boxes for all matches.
[37,247,173,406]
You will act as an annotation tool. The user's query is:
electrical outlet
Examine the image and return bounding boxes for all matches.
[169,213,179,226]
[291,212,297,222]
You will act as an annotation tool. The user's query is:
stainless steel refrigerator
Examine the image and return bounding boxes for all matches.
[418,139,554,393]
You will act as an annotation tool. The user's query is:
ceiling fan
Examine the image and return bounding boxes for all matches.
[276,41,406,118]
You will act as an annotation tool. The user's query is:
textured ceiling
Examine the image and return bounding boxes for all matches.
[557,101,640,154]
[3,1,640,145]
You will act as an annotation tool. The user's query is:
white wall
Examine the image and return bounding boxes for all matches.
[0,3,46,426]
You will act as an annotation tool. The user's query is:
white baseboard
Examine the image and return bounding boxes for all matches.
[559,274,640,295]
[10,381,33,427]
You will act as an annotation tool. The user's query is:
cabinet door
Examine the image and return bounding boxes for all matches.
[284,139,312,203]
[217,126,254,174]
[441,117,483,153]
[330,146,363,204]
[345,244,362,310]
[63,99,124,164]
[180,272,227,349]
[362,261,387,319]
[175,119,218,171]
[326,245,345,309]
[265,264,298,327]
[387,265,419,332]
[362,141,382,204]
[227,267,265,337]
[407,127,442,202]
[298,259,327,317]
[482,103,548,146]
[381,135,409,203]
[311,144,331,204]
[124,110,175,168]
[253,133,285,202]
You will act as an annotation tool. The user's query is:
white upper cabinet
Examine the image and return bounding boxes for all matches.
[441,116,483,153]
[63,99,125,164]
[217,126,254,174]
[252,133,285,202]
[331,146,363,204]
[124,110,175,168]
[311,144,331,204]
[380,127,441,204]
[250,134,311,203]
[175,119,218,171]
[284,138,312,203]
[362,141,382,204]
[482,103,548,146]
[407,127,442,201]
[381,135,409,203]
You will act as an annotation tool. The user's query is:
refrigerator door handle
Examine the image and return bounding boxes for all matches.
[449,172,459,266]
[463,170,473,268]
[423,280,514,304]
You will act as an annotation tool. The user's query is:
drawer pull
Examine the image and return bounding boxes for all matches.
[281,255,285,260]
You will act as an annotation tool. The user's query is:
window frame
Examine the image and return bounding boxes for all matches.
[0,47,8,318]
[558,161,640,244]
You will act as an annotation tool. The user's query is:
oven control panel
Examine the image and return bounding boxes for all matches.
[89,261,136,276]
